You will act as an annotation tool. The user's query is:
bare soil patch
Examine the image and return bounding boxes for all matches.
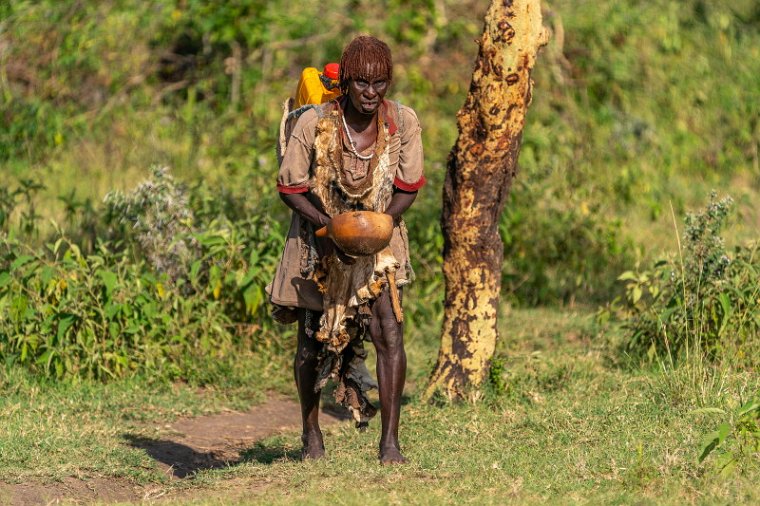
[0,477,141,506]
[0,398,346,505]
[125,397,345,478]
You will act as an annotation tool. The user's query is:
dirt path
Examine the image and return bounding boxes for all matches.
[0,398,346,505]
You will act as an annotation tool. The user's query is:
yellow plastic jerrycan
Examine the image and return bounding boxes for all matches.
[294,63,341,108]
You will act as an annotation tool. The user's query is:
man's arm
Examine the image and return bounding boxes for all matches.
[279,192,330,227]
[385,188,418,223]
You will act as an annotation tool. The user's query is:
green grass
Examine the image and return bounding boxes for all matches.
[0,351,291,483]
[1,1,759,503]
[1,307,757,504]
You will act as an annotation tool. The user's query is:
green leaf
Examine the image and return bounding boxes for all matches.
[718,293,732,317]
[618,271,638,282]
[249,249,260,267]
[57,315,77,343]
[190,260,203,282]
[11,255,35,270]
[737,401,760,418]
[104,303,122,319]
[716,422,731,444]
[632,286,643,304]
[0,272,12,289]
[109,321,120,339]
[699,430,721,463]
[243,285,263,315]
[40,266,55,287]
[98,269,118,298]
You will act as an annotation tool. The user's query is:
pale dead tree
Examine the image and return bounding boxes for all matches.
[426,0,549,399]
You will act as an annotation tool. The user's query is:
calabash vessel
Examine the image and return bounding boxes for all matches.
[315,211,393,256]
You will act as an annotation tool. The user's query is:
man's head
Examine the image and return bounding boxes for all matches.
[339,36,392,115]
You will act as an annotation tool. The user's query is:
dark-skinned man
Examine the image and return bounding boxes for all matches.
[268,36,425,464]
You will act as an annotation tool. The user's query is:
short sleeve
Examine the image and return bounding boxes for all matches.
[277,108,319,194]
[394,106,426,192]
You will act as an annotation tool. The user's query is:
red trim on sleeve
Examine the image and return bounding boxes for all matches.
[393,176,426,192]
[277,184,309,194]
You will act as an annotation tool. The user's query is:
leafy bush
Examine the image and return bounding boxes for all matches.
[0,178,46,236]
[695,394,760,474]
[0,237,230,379]
[0,169,286,380]
[501,177,634,305]
[616,195,760,367]
[103,167,197,282]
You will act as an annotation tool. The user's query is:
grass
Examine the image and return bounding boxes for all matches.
[1,1,759,503]
[0,351,291,483]
[1,306,757,504]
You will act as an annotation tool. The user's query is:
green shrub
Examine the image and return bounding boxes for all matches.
[616,195,760,368]
[0,169,287,380]
[0,237,231,380]
[695,393,760,474]
[500,177,634,306]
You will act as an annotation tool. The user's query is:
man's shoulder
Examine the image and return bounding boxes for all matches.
[288,105,325,143]
[291,105,320,126]
[392,102,421,135]
[398,104,419,125]
[382,100,420,136]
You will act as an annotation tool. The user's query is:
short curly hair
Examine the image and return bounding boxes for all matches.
[338,36,393,94]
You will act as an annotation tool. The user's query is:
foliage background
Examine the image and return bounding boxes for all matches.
[0,1,758,501]
[0,0,758,374]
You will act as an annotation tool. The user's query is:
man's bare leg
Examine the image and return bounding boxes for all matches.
[294,309,325,459]
[369,288,407,464]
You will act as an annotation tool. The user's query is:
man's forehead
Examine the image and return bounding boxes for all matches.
[355,63,389,80]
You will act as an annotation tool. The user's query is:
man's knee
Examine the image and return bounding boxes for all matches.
[374,317,404,355]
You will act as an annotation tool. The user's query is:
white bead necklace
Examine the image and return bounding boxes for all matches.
[341,113,374,161]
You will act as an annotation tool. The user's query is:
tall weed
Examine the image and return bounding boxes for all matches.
[615,195,759,368]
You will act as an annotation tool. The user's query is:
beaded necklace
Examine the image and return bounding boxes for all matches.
[341,112,374,161]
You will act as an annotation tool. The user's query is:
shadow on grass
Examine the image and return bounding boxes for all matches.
[122,434,238,478]
[240,441,302,464]
[122,402,370,474]
[124,434,303,473]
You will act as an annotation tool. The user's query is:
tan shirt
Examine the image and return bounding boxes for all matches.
[269,102,425,310]
[277,104,425,191]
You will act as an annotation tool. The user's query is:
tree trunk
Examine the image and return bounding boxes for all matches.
[426,0,548,399]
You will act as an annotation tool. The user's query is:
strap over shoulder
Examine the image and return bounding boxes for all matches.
[277,101,337,165]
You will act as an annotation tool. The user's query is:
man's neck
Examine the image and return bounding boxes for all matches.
[343,99,378,133]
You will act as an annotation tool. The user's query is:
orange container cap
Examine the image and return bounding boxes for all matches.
[323,63,339,80]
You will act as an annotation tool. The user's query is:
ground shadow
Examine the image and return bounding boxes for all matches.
[123,434,238,478]
[319,401,353,421]
[318,384,413,418]
[240,441,302,464]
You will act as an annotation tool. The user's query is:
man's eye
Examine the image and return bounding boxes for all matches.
[356,80,369,87]
[374,81,386,87]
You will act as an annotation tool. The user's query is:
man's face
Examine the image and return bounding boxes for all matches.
[346,73,390,115]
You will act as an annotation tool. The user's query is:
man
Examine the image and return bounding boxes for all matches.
[268,36,425,464]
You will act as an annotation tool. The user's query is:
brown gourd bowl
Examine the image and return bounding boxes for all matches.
[315,211,393,256]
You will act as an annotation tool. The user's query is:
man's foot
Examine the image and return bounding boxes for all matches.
[301,431,325,460]
[379,445,407,465]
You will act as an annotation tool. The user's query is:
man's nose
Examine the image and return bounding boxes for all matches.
[364,85,378,98]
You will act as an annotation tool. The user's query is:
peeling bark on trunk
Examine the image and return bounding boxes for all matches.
[426,0,548,399]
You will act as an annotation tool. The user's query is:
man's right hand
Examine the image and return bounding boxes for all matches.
[315,236,356,265]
